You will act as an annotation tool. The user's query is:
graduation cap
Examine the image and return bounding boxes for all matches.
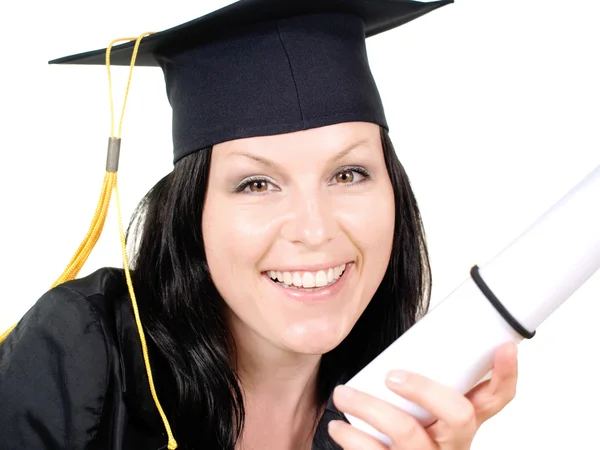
[1,1,453,448]
[51,0,453,163]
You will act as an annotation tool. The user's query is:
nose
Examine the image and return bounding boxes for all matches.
[280,187,339,249]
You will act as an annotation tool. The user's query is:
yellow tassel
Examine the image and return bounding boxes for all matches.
[0,324,16,343]
[115,176,178,450]
[52,172,115,287]
[1,31,178,449]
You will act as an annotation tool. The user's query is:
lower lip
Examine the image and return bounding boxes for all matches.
[263,263,353,303]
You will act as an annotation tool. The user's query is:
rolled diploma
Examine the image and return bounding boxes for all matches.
[344,164,600,446]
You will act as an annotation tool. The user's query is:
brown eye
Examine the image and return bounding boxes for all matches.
[235,176,278,194]
[336,170,354,184]
[249,180,268,192]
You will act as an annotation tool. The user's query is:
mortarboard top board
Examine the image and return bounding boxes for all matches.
[50,0,453,164]
[50,0,453,67]
[0,1,454,448]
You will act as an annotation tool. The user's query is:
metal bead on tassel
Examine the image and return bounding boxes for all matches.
[106,137,121,173]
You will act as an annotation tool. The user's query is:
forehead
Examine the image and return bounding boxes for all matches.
[212,122,381,158]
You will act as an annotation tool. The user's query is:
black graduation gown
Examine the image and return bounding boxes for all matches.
[0,268,346,449]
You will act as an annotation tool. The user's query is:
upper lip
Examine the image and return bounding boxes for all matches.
[262,261,353,273]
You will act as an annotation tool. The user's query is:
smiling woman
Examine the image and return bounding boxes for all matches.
[0,1,524,449]
[121,122,429,448]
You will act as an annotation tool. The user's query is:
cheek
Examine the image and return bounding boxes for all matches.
[201,196,281,290]
[336,188,395,260]
[333,183,395,319]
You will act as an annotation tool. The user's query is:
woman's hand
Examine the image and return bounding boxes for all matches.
[328,342,518,449]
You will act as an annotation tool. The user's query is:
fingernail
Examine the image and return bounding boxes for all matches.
[386,369,409,385]
[334,385,355,401]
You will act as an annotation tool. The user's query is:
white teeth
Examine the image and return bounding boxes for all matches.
[315,270,328,287]
[267,263,349,289]
[302,272,316,288]
[293,272,303,287]
[333,266,341,278]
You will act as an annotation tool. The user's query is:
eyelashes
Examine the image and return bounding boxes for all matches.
[233,165,372,194]
[334,165,370,184]
[233,176,277,194]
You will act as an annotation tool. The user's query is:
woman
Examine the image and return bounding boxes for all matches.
[0,1,518,449]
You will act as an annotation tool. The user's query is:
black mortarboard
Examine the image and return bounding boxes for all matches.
[50,0,453,164]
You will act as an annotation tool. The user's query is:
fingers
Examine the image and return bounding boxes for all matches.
[465,341,519,425]
[331,385,435,449]
[385,370,477,437]
[327,420,390,450]
[330,343,519,450]
[488,341,518,396]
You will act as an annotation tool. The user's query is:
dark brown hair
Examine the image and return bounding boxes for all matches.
[128,126,431,449]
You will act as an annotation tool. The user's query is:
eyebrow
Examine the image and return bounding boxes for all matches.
[228,152,275,167]
[330,139,370,163]
[228,139,371,167]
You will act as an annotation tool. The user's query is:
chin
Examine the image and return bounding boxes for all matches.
[279,319,353,355]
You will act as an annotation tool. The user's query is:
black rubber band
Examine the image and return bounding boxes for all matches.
[470,265,536,339]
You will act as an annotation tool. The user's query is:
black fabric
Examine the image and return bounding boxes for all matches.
[48,0,453,164]
[48,0,453,66]
[0,285,110,449]
[0,268,346,449]
[161,13,389,163]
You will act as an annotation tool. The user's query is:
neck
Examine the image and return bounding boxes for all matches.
[229,313,323,449]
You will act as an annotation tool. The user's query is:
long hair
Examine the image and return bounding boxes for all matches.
[128,126,431,449]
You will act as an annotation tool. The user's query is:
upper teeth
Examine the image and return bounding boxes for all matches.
[267,264,347,288]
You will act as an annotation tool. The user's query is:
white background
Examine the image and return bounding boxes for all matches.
[0,0,598,448]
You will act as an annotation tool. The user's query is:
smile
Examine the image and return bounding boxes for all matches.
[265,263,348,290]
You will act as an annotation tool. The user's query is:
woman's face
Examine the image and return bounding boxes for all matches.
[202,122,395,356]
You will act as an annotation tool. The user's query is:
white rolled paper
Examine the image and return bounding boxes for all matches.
[344,164,600,446]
